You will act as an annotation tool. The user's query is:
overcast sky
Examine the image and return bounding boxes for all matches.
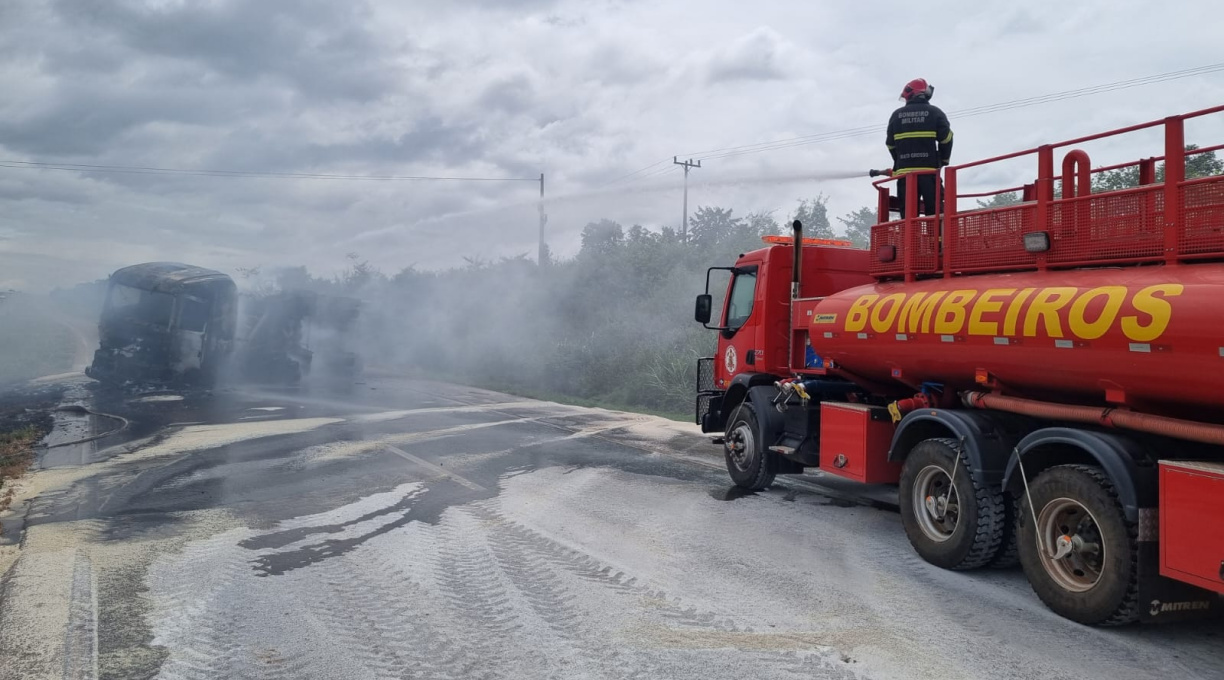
[1,0,1222,290]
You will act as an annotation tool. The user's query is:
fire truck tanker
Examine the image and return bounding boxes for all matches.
[694,106,1224,625]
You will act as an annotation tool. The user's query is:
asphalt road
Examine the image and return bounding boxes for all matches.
[0,373,1221,680]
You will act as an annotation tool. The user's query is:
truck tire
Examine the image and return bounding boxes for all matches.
[899,438,1006,570]
[989,497,1021,569]
[723,402,777,490]
[1017,464,1139,626]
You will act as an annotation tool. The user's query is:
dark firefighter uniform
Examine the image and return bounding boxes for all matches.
[887,85,953,217]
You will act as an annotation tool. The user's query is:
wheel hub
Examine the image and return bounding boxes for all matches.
[727,423,755,472]
[912,465,960,542]
[1037,498,1105,592]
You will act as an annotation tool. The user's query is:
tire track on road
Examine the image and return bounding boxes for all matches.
[469,498,857,679]
[61,550,98,680]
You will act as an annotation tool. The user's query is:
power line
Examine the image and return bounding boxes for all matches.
[0,159,540,182]
[681,61,1224,163]
[601,63,1224,186]
[596,158,671,187]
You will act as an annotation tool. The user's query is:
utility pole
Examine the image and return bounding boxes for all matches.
[674,157,701,242]
[537,173,548,266]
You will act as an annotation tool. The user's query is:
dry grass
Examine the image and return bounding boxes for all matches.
[0,426,41,515]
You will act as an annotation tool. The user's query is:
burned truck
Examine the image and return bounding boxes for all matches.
[87,262,361,389]
[87,262,238,386]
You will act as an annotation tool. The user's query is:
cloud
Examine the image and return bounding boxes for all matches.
[0,0,1220,291]
[52,0,399,102]
[704,27,795,83]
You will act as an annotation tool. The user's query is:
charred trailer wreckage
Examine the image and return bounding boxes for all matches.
[87,262,362,388]
[234,291,362,387]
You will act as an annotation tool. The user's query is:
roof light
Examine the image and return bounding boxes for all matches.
[761,235,854,247]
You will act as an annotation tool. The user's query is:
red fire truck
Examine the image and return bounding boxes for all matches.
[694,105,1224,625]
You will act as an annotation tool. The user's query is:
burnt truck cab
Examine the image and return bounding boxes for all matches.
[695,231,874,435]
[87,262,238,386]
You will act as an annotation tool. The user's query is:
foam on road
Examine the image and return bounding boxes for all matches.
[0,378,1220,680]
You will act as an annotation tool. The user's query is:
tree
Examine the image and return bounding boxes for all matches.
[975,192,1021,209]
[1187,145,1224,179]
[1092,144,1222,193]
[688,206,741,248]
[836,207,876,249]
[336,252,383,293]
[789,195,834,238]
[743,210,781,238]
[579,219,624,256]
[275,266,316,292]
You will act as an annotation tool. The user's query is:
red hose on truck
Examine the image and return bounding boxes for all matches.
[961,391,1224,446]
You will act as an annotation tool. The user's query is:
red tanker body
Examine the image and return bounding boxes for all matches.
[693,106,1224,627]
[808,266,1224,419]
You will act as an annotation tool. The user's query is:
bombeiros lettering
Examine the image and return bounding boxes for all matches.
[837,284,1184,342]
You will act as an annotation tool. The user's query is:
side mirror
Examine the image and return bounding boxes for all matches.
[694,294,713,324]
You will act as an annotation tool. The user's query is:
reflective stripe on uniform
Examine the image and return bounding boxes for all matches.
[942,130,954,144]
[893,167,938,174]
[893,131,937,140]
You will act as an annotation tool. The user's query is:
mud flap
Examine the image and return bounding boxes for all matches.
[1137,509,1223,623]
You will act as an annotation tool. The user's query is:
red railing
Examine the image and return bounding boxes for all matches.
[1180,174,1224,257]
[870,171,941,280]
[868,104,1224,280]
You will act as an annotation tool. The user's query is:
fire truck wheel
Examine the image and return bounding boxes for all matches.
[989,496,1021,569]
[1017,464,1139,626]
[899,438,1006,571]
[723,402,777,490]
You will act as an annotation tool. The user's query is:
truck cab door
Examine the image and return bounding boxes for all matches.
[171,295,211,378]
[715,265,762,385]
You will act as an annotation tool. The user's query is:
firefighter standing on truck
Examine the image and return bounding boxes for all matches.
[887,78,953,216]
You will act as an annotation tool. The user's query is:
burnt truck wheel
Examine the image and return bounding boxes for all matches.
[723,402,777,490]
[899,438,1006,570]
[1017,464,1139,626]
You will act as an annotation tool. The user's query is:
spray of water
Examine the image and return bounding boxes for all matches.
[347,169,871,244]
[546,169,869,205]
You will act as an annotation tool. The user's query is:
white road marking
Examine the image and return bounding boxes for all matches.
[351,401,551,423]
[383,445,486,491]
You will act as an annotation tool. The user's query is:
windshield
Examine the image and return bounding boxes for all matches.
[724,270,757,330]
[177,296,211,333]
[105,283,174,328]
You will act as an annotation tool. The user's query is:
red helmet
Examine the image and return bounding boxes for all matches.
[900,78,934,102]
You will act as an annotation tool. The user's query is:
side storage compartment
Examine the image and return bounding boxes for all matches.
[1160,460,1224,594]
[818,402,900,483]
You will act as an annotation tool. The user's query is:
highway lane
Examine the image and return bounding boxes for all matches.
[0,374,1220,679]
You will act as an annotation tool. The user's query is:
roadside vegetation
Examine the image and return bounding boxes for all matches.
[0,386,61,519]
[0,426,41,514]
